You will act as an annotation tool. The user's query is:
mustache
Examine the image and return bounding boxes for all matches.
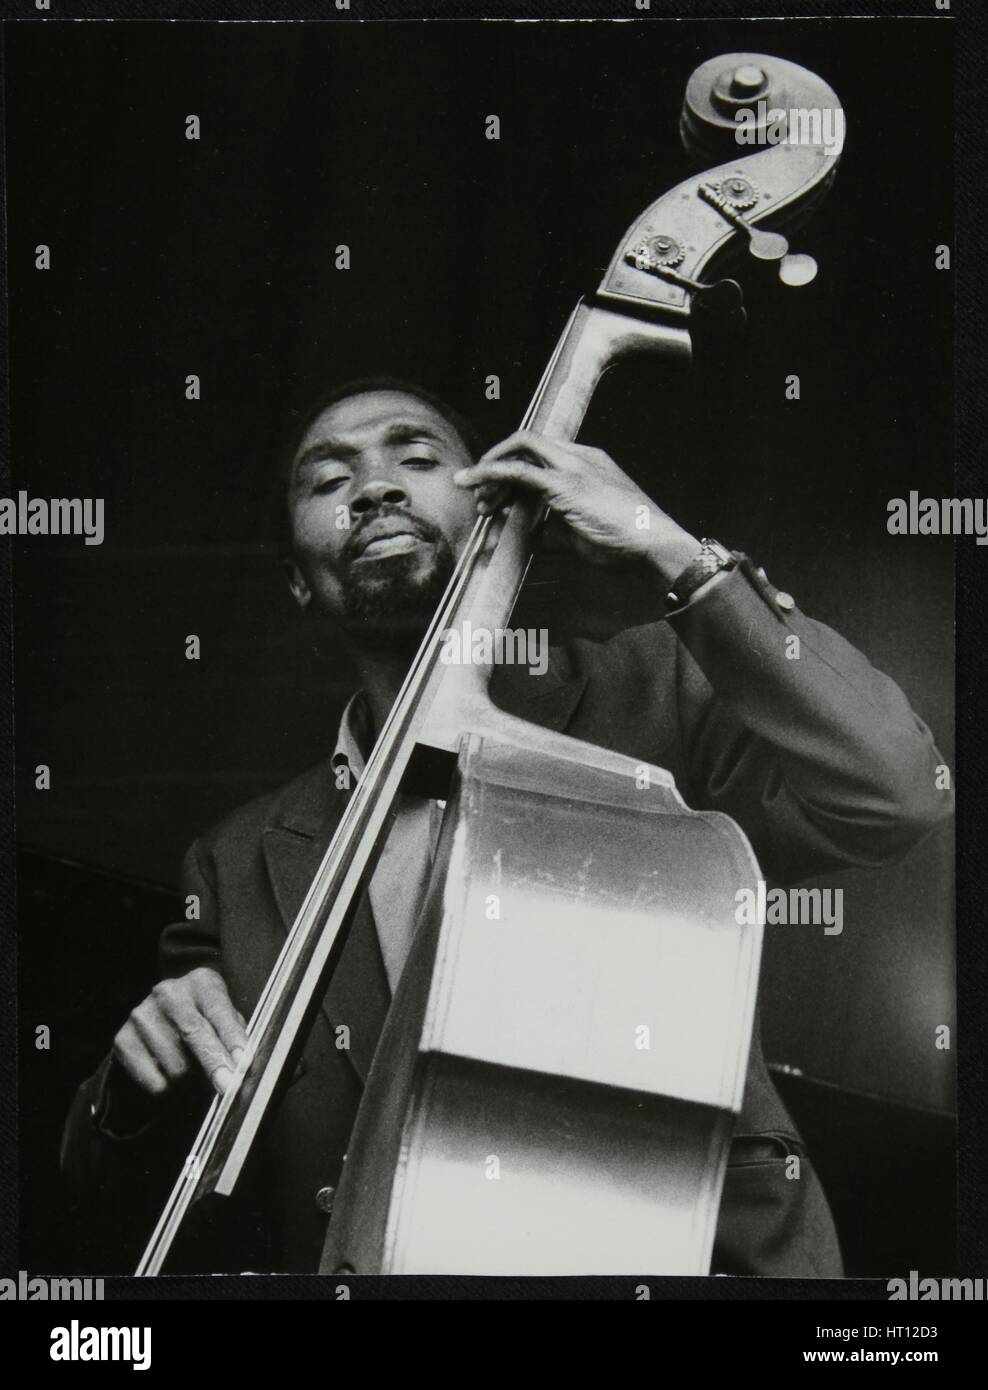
[341,506,444,566]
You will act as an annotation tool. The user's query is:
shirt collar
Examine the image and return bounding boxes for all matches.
[331,690,375,780]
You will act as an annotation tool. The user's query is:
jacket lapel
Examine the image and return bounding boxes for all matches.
[260,763,390,1085]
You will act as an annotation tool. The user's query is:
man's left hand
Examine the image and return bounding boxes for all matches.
[454,431,702,584]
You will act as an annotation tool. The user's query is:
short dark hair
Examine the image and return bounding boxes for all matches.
[277,375,482,493]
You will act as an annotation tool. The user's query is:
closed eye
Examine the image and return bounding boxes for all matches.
[312,476,349,495]
[400,455,439,470]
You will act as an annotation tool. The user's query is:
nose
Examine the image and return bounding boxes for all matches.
[350,478,409,516]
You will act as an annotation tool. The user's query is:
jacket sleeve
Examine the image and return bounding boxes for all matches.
[59,839,222,1192]
[663,557,952,885]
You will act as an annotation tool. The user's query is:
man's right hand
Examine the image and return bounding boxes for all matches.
[112,966,250,1098]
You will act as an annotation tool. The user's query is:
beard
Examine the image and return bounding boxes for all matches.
[338,512,456,653]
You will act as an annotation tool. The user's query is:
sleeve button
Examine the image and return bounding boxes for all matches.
[775,591,796,612]
[315,1186,336,1215]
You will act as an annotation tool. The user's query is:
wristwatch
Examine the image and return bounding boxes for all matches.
[665,538,737,608]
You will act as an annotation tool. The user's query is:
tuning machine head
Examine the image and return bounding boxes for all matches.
[698,181,818,288]
[623,240,746,324]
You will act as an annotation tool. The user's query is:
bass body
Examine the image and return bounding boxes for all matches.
[323,727,763,1274]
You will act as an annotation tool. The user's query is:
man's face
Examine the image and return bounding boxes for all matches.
[286,390,478,644]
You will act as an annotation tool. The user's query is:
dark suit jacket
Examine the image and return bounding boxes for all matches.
[62,561,951,1275]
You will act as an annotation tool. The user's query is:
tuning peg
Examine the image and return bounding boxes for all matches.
[623,244,746,322]
[691,277,746,322]
[699,182,788,261]
[778,253,818,287]
[698,183,818,288]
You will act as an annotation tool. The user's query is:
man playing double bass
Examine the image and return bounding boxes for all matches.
[62,378,951,1277]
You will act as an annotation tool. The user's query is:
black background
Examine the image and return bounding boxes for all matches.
[4,13,957,1274]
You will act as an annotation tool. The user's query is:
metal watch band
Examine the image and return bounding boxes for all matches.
[665,538,736,608]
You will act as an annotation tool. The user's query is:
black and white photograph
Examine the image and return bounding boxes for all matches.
[0,0,979,1348]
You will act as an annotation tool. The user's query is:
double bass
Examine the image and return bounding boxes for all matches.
[138,52,845,1276]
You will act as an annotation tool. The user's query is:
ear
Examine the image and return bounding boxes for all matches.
[283,557,312,611]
